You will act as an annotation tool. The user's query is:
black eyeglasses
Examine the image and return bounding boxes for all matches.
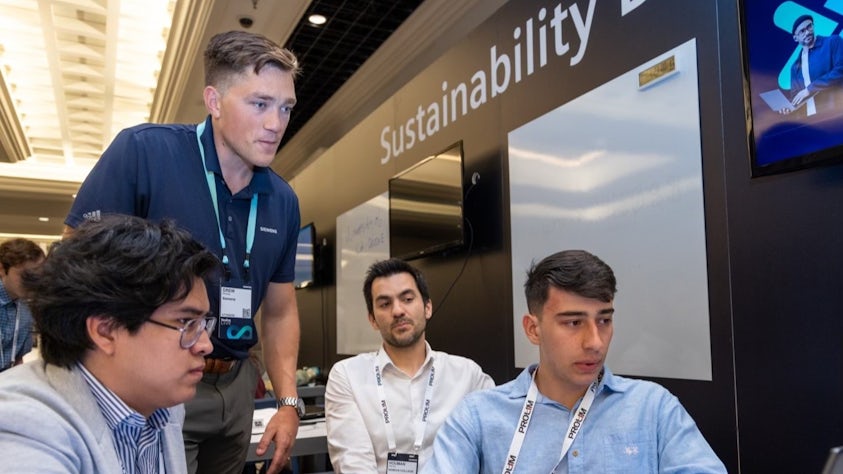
[146,316,216,349]
[795,23,814,37]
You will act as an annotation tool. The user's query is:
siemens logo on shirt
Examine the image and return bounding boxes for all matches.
[259,226,278,234]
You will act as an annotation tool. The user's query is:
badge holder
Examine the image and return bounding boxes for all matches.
[218,279,255,342]
[387,452,418,474]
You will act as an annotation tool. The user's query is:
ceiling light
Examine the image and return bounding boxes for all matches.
[38,217,49,222]
[308,14,327,25]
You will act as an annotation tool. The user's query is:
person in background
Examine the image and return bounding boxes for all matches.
[0,237,45,372]
[425,250,726,473]
[325,258,495,473]
[780,14,843,116]
[0,215,219,473]
[64,30,303,474]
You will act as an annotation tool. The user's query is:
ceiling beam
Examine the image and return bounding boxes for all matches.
[37,0,74,166]
[0,71,29,163]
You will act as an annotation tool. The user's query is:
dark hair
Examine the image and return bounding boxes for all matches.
[524,250,617,316]
[792,14,813,34]
[204,30,300,88]
[0,238,45,272]
[363,258,430,315]
[22,215,220,368]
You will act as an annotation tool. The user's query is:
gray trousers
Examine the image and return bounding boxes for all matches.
[183,360,260,474]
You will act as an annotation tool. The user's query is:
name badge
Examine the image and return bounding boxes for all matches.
[220,285,251,319]
[386,452,418,474]
[218,283,254,341]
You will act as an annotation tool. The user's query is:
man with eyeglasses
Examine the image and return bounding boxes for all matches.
[780,14,843,116]
[0,215,220,473]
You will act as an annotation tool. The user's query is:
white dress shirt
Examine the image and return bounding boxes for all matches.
[325,341,494,473]
[802,47,817,115]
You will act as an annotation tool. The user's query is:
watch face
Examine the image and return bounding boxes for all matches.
[296,398,306,418]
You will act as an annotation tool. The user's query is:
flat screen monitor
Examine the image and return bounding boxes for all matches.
[389,141,464,260]
[294,223,316,289]
[739,0,843,176]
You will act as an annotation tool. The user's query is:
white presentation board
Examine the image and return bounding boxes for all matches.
[508,39,712,380]
[335,192,389,355]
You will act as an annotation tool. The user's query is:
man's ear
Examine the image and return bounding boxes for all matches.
[86,315,118,356]
[424,300,432,321]
[522,313,541,346]
[368,313,379,331]
[203,85,221,119]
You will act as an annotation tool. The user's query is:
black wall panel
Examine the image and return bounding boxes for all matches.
[288,0,842,471]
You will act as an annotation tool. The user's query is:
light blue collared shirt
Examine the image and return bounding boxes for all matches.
[425,364,727,474]
[79,364,170,474]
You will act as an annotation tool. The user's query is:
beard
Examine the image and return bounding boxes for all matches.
[383,317,425,348]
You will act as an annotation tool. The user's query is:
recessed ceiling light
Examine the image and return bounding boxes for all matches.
[308,14,327,25]
[38,217,49,222]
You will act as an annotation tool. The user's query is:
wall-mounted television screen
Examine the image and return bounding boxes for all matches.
[294,223,316,289]
[389,141,465,260]
[740,0,843,176]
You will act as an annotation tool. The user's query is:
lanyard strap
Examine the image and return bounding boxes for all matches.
[374,355,436,452]
[195,121,258,275]
[501,367,603,474]
[1,301,21,368]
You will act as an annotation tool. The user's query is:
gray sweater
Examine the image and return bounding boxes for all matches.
[0,361,187,473]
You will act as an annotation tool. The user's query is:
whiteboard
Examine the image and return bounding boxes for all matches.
[335,192,389,354]
[508,39,712,380]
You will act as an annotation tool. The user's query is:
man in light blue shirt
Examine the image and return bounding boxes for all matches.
[426,250,726,473]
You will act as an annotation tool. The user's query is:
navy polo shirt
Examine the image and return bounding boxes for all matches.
[66,116,300,359]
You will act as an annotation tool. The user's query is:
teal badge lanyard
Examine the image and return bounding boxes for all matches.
[196,121,258,280]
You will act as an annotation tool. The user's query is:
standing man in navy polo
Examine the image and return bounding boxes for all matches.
[65,31,303,474]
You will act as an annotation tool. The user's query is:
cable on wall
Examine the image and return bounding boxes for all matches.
[431,172,480,317]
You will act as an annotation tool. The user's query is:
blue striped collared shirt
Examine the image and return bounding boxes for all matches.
[79,363,171,473]
[0,280,32,370]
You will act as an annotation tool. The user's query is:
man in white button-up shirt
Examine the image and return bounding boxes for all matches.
[325,258,494,473]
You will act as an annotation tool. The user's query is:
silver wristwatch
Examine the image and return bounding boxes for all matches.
[278,396,305,418]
